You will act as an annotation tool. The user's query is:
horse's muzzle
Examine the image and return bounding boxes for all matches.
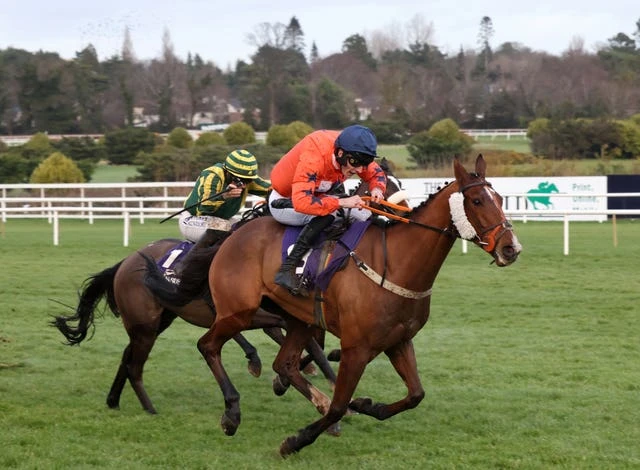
[494,233,522,266]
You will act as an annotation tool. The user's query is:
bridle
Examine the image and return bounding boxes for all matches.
[458,180,514,253]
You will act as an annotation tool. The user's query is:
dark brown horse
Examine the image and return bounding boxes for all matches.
[53,160,407,415]
[51,238,298,414]
[157,155,521,455]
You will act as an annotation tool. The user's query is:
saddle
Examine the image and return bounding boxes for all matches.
[281,220,371,293]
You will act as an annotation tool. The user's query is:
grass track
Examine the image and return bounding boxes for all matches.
[1,219,639,468]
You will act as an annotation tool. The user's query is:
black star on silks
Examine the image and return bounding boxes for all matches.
[306,172,318,183]
[376,175,386,184]
[310,195,323,205]
[303,189,323,206]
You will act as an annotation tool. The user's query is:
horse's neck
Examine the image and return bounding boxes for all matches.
[386,185,457,288]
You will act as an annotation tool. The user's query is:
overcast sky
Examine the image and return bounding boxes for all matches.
[0,0,637,67]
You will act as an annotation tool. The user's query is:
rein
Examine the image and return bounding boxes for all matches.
[351,180,512,298]
[361,196,454,236]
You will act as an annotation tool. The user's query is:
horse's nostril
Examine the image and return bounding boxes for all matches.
[502,246,518,260]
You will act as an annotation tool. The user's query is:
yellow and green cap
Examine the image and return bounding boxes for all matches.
[223,149,258,179]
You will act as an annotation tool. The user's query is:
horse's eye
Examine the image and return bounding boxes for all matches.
[472,198,481,206]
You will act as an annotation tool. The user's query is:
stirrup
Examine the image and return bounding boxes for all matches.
[275,268,307,297]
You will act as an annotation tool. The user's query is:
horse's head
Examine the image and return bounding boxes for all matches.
[353,158,410,215]
[451,154,521,266]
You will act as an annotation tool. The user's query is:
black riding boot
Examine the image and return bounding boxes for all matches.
[275,215,334,296]
[175,228,228,282]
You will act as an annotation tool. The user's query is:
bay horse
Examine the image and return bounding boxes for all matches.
[170,155,521,456]
[53,160,407,415]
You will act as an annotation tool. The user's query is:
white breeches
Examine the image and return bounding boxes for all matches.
[268,189,372,226]
[178,212,232,242]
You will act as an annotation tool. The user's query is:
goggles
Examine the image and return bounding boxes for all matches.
[344,152,374,168]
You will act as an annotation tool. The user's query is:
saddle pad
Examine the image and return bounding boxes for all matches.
[281,220,371,292]
[156,241,193,283]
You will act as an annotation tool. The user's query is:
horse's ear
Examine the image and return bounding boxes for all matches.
[475,154,486,179]
[453,156,467,184]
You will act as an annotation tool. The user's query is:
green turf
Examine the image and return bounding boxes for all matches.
[1,219,639,468]
[90,164,141,183]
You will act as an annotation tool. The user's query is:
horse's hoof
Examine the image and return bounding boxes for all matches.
[302,362,318,376]
[325,421,341,436]
[327,349,341,362]
[349,397,372,414]
[279,436,298,457]
[106,396,120,409]
[272,375,290,396]
[220,413,239,436]
[247,359,262,378]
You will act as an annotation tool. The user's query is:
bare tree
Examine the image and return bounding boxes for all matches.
[246,22,287,50]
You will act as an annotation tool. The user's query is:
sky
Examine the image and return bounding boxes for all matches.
[0,0,637,68]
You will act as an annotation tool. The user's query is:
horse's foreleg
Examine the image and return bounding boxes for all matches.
[348,340,425,420]
[197,315,250,436]
[232,333,262,378]
[279,346,369,457]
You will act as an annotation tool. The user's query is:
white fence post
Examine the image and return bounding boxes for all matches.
[53,212,59,246]
[123,212,130,247]
[563,215,570,255]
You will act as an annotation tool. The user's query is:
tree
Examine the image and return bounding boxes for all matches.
[18,52,78,133]
[72,45,108,132]
[223,122,255,145]
[30,151,85,183]
[266,124,296,148]
[166,127,193,148]
[406,118,473,168]
[242,43,309,126]
[104,128,156,164]
[310,42,319,64]
[476,16,495,74]
[186,53,217,128]
[195,131,226,146]
[285,17,305,53]
[342,34,377,70]
[314,78,351,128]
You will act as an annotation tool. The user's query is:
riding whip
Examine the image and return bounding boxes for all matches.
[159,187,232,224]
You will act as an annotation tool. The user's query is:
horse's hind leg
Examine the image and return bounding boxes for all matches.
[106,344,132,411]
[107,314,175,414]
[107,335,157,414]
[123,325,160,413]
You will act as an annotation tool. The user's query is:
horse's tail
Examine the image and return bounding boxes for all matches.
[141,242,221,307]
[51,261,122,345]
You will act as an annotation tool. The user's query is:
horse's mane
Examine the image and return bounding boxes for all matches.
[406,170,486,219]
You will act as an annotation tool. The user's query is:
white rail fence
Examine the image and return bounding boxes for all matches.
[460,128,528,140]
[1,182,638,254]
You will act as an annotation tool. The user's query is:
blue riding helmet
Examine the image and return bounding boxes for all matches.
[335,125,377,165]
